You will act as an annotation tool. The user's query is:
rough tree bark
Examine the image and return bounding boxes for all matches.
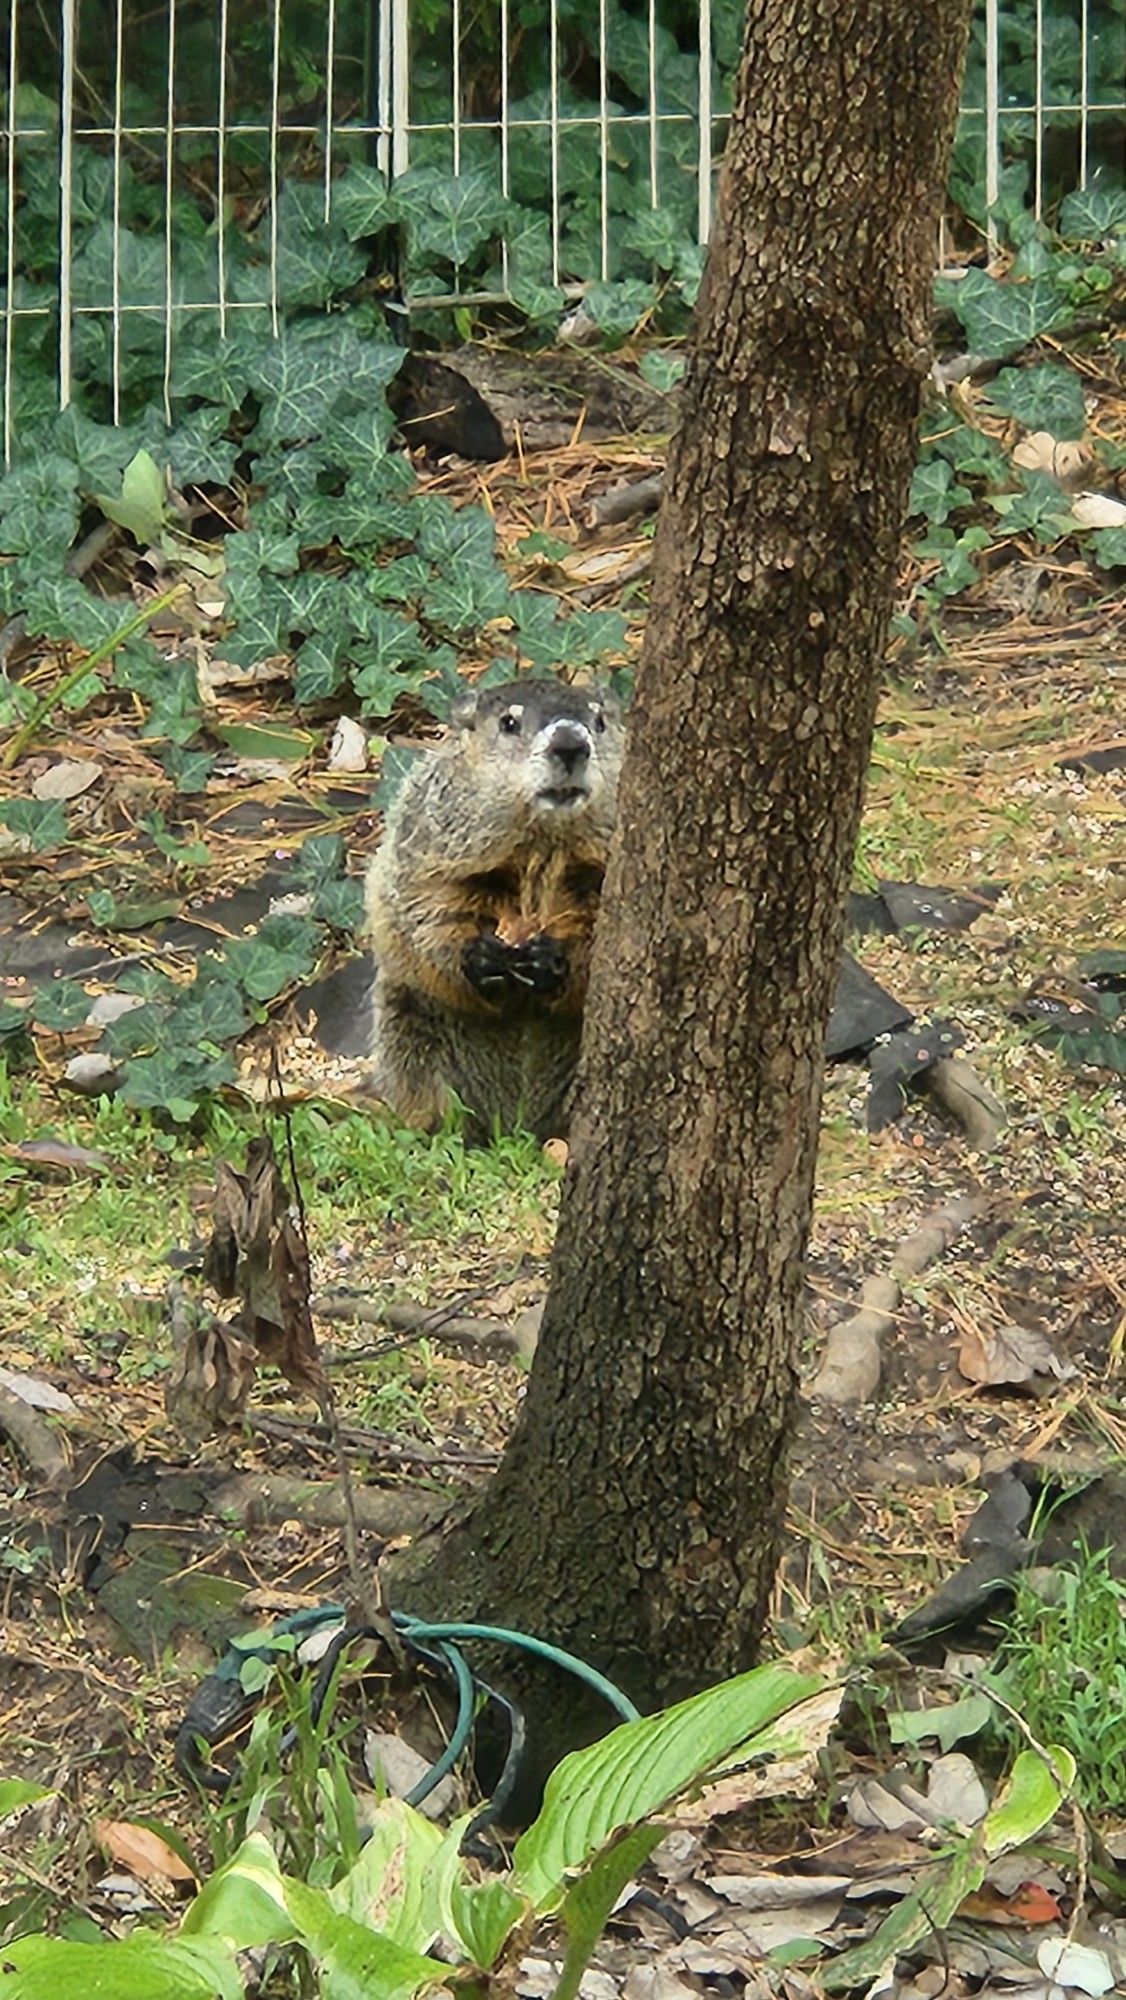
[393,0,972,1758]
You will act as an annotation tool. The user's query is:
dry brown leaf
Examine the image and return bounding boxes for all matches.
[957,1321,1077,1389]
[7,1137,109,1174]
[1010,433,1093,482]
[31,759,102,801]
[94,1819,198,1887]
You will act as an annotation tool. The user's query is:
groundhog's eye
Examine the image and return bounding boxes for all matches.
[590,708,606,734]
[499,709,522,736]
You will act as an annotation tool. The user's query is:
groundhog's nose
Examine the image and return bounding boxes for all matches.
[547,722,591,776]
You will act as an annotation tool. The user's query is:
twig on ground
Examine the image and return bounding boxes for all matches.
[587,472,664,527]
[315,1292,542,1363]
[247,1409,498,1470]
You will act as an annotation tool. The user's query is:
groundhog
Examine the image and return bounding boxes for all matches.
[365,678,623,1141]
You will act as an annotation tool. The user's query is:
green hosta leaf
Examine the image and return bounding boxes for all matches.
[582,280,659,341]
[639,350,686,393]
[513,1663,824,1910]
[558,1820,664,1979]
[280,1875,450,2000]
[212,720,313,762]
[984,1745,1075,1854]
[989,471,1078,542]
[332,161,400,240]
[0,1931,243,2000]
[984,362,1087,439]
[908,458,972,524]
[1059,183,1126,242]
[822,1838,986,1992]
[935,270,1071,359]
[181,1832,295,1952]
[0,798,68,852]
[30,980,91,1031]
[0,1000,30,1040]
[396,164,508,267]
[95,448,168,542]
[446,1875,528,1970]
[0,455,82,561]
[1092,526,1126,569]
[329,1798,447,1950]
[220,913,320,1002]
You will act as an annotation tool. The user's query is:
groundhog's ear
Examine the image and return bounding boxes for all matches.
[450,688,480,730]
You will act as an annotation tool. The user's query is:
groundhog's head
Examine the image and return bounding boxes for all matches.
[450,679,622,825]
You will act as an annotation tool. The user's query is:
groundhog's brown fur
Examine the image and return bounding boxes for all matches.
[366,679,622,1140]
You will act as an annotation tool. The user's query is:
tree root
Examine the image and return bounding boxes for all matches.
[806,1194,984,1406]
[587,473,665,526]
[315,1292,542,1363]
[922,1055,1006,1151]
[210,1471,446,1539]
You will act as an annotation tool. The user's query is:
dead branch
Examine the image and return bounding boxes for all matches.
[587,472,665,527]
[806,1194,984,1407]
[210,1471,446,1539]
[315,1292,542,1363]
[0,1386,70,1488]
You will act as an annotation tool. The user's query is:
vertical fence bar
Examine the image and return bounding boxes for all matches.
[499,0,510,289]
[4,0,19,465]
[1079,0,1089,186]
[376,0,392,175]
[451,0,462,174]
[548,0,560,283]
[391,0,411,177]
[697,0,712,243]
[269,0,282,336]
[163,0,177,422]
[984,0,1000,254]
[1033,0,1044,218]
[217,0,229,338]
[58,0,77,410]
[324,0,337,222]
[111,0,124,424]
[598,0,609,280]
[647,0,658,206]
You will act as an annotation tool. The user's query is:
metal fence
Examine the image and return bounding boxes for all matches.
[1,0,1123,460]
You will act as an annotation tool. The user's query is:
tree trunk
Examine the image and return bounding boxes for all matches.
[392,0,972,1767]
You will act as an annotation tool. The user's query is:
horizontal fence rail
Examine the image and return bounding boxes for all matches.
[0,0,1123,457]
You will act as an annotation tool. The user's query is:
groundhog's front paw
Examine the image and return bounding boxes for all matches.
[509,934,569,995]
[463,933,517,999]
